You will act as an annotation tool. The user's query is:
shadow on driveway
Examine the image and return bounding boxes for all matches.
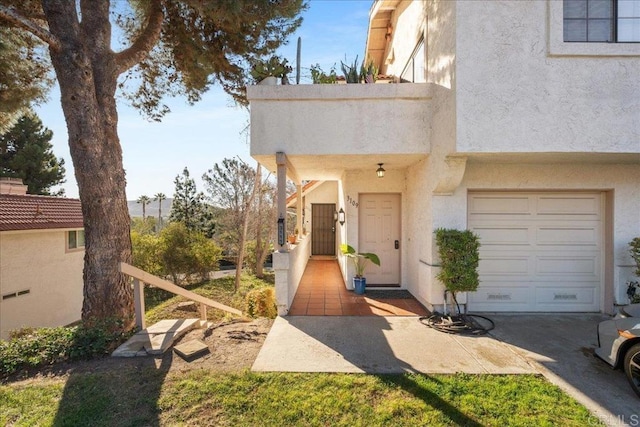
[488,313,638,425]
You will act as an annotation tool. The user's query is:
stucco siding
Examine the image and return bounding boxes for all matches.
[455,0,640,154]
[384,1,426,77]
[0,230,83,339]
[248,84,432,160]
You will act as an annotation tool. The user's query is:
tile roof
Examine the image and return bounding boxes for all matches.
[0,194,83,232]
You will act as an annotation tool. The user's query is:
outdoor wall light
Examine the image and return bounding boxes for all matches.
[376,163,385,178]
[338,208,345,226]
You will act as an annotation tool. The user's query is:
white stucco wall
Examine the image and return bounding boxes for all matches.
[0,229,84,339]
[455,0,640,154]
[248,84,432,159]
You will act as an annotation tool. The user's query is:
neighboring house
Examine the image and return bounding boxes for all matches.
[248,0,640,315]
[0,178,84,339]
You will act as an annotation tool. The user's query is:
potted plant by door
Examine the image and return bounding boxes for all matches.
[340,244,381,295]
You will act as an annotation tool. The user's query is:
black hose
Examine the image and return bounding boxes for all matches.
[419,292,495,335]
[419,313,495,335]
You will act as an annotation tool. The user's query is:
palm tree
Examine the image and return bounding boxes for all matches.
[154,192,166,228]
[136,195,151,219]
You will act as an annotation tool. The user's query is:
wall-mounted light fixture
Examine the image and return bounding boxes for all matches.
[376,163,385,178]
[338,208,345,226]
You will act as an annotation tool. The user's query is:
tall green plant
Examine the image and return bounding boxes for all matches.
[630,237,640,277]
[435,229,481,295]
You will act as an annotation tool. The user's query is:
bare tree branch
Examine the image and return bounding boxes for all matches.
[0,5,61,51]
[114,0,164,75]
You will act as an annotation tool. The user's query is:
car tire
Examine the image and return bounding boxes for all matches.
[624,343,640,398]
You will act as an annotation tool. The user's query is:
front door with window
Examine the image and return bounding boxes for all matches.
[359,194,401,286]
[311,203,336,256]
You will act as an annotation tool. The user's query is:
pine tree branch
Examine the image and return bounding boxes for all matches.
[114,0,164,75]
[0,5,61,51]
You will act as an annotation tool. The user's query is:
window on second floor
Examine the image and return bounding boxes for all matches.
[67,229,85,250]
[400,38,426,83]
[564,0,640,42]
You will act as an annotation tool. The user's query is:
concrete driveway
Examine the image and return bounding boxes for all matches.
[253,314,639,426]
[489,314,638,426]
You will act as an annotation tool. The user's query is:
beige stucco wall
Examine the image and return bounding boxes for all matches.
[340,168,408,288]
[248,84,432,162]
[455,0,640,154]
[0,229,84,339]
[383,1,426,77]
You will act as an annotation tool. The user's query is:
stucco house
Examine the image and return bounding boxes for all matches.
[0,178,84,339]
[248,0,640,315]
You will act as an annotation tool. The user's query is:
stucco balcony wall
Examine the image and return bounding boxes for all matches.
[248,84,432,166]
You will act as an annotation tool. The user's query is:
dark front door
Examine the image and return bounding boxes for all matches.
[312,203,336,256]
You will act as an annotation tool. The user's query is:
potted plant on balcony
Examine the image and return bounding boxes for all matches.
[340,243,381,295]
[250,55,292,85]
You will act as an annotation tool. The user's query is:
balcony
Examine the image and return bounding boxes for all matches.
[247,83,432,179]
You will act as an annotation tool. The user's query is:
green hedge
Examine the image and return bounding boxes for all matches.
[435,228,481,294]
[0,319,129,378]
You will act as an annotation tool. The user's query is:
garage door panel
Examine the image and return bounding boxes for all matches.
[536,195,600,216]
[479,256,530,276]
[468,191,603,313]
[469,196,531,215]
[536,255,599,277]
[536,226,599,246]
[535,287,598,311]
[474,226,531,245]
[469,286,531,305]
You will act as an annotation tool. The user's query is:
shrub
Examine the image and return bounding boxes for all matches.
[630,237,640,277]
[245,287,277,319]
[0,319,129,378]
[160,223,221,284]
[131,230,164,276]
[435,228,481,294]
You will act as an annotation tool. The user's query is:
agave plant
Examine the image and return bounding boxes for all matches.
[340,244,380,277]
[340,56,360,83]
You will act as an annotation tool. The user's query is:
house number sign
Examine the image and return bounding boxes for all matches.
[347,195,359,208]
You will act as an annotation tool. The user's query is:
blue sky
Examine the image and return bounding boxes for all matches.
[34,1,372,199]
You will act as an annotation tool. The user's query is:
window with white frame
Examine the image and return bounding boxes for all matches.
[400,38,426,83]
[67,229,85,250]
[564,0,640,42]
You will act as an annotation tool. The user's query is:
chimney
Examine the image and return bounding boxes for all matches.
[0,178,28,195]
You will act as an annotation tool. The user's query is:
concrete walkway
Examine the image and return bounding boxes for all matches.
[252,316,533,374]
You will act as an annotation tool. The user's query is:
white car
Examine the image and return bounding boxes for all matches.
[595,304,640,398]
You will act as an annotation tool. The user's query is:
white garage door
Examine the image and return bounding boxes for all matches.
[467,192,603,312]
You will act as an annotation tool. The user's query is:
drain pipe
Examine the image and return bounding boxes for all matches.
[443,290,449,316]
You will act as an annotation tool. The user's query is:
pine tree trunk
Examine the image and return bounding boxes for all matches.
[44,3,134,330]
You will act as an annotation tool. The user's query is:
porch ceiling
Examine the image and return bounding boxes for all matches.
[254,153,427,181]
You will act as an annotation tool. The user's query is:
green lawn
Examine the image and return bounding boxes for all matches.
[0,371,601,426]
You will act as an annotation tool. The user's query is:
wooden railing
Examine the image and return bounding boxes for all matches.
[119,263,242,330]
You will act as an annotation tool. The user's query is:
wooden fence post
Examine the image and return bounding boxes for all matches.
[133,278,146,330]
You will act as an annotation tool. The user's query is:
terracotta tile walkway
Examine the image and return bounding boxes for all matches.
[288,259,429,316]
